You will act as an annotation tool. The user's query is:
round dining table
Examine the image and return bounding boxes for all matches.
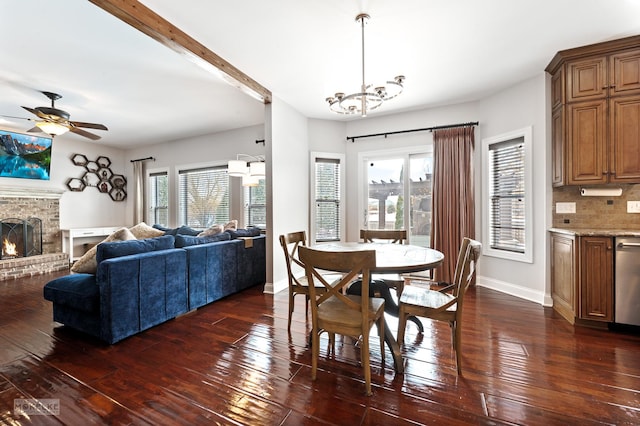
[310,241,444,373]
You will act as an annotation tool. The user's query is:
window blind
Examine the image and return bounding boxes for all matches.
[315,158,341,242]
[489,137,525,253]
[178,166,229,228]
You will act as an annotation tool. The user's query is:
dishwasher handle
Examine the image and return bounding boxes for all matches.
[617,242,640,249]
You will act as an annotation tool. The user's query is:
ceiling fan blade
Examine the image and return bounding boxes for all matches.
[70,121,108,131]
[26,126,44,134]
[21,106,48,119]
[70,127,102,141]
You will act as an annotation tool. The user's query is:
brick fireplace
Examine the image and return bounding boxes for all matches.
[0,187,69,280]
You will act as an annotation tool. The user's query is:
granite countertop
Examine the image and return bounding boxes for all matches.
[549,228,640,237]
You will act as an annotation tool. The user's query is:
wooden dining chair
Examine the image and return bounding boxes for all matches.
[298,245,386,396]
[279,231,339,331]
[359,229,407,296]
[397,237,482,375]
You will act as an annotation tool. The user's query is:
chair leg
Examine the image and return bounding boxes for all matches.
[287,290,295,331]
[311,330,320,381]
[453,320,462,375]
[397,305,408,347]
[361,328,372,396]
[377,316,385,364]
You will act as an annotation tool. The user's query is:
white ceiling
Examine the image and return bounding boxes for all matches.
[1,0,640,148]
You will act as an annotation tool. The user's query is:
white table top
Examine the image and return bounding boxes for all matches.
[310,242,444,273]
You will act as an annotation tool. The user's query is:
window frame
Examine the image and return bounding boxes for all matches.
[309,152,345,245]
[481,126,533,263]
[357,146,432,246]
[146,167,170,226]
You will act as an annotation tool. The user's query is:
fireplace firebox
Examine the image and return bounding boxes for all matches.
[1,217,42,259]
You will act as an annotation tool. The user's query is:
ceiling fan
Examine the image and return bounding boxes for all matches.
[6,91,108,140]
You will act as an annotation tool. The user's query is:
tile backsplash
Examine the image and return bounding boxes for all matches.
[553,184,640,229]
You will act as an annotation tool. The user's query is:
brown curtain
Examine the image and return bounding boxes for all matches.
[430,126,475,283]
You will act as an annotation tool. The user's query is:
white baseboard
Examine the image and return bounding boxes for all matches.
[263,279,287,295]
[476,275,553,307]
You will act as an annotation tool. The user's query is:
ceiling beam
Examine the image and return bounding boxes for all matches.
[89,0,272,104]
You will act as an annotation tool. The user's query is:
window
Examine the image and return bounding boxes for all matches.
[311,154,344,243]
[482,127,532,262]
[178,165,229,228]
[360,149,432,248]
[148,171,168,226]
[243,178,266,229]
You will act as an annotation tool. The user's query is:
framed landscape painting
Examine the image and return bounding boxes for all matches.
[0,129,52,181]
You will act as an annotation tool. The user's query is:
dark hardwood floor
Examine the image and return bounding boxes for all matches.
[1,271,639,425]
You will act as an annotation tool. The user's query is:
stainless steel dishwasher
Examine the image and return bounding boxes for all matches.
[615,237,640,326]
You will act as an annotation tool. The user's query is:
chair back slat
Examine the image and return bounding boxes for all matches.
[360,229,407,245]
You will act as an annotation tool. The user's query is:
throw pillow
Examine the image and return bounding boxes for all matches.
[176,226,200,236]
[198,224,224,237]
[174,232,231,248]
[71,227,136,274]
[152,224,177,235]
[226,227,261,238]
[224,220,238,231]
[129,222,165,239]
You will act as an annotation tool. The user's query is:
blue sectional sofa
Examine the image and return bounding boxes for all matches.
[43,232,266,344]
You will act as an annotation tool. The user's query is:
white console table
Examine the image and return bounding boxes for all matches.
[61,227,123,263]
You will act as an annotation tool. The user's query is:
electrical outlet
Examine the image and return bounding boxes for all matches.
[556,202,576,214]
[627,201,640,213]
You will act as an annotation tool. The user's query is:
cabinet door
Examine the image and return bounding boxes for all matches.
[610,95,640,182]
[567,100,608,184]
[551,68,564,110]
[567,57,607,102]
[579,237,613,322]
[552,107,565,186]
[551,233,577,324]
[610,49,640,97]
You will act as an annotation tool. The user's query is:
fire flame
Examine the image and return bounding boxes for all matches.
[3,238,17,257]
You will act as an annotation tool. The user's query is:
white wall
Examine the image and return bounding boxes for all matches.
[267,97,310,294]
[125,124,265,227]
[476,73,551,305]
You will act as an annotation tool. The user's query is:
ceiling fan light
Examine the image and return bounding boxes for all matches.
[35,121,69,136]
[228,160,248,177]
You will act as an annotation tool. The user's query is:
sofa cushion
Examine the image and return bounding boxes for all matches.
[70,227,137,274]
[174,232,231,248]
[198,224,224,237]
[226,227,261,238]
[152,224,201,236]
[43,274,99,313]
[96,235,176,264]
[129,222,165,239]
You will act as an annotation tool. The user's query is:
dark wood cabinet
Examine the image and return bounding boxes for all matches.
[550,232,577,324]
[579,237,614,322]
[547,37,640,186]
[550,232,614,325]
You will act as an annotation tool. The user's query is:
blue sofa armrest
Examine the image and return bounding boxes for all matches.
[96,248,188,343]
[236,235,266,291]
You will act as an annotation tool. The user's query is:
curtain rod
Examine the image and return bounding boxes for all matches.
[346,121,479,142]
[130,156,155,163]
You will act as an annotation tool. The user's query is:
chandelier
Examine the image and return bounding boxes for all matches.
[228,154,265,187]
[326,13,404,117]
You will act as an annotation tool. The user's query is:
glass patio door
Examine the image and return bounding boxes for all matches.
[363,152,432,247]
